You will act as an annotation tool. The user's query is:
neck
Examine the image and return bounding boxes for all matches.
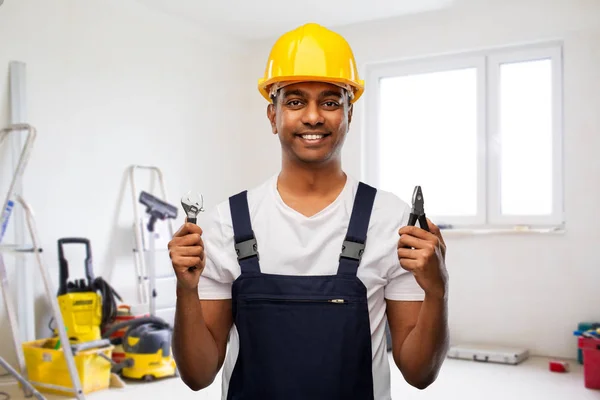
[278,158,346,196]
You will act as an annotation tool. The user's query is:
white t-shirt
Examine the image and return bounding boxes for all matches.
[197,173,425,400]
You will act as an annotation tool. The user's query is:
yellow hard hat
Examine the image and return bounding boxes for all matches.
[258,23,364,104]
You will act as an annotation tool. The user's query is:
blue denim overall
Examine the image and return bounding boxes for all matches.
[226,182,377,400]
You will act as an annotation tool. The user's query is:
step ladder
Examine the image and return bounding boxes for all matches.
[129,165,176,321]
[0,124,85,399]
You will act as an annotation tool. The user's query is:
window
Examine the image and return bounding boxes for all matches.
[363,43,564,228]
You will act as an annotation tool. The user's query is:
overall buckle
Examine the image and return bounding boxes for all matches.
[235,237,259,261]
[340,240,365,262]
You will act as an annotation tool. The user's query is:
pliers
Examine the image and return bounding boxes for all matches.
[407,186,430,232]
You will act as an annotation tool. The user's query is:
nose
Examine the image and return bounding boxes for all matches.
[301,101,325,127]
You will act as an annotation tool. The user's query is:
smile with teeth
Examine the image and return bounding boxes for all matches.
[298,133,329,141]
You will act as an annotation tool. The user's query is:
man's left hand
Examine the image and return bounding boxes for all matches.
[397,219,448,300]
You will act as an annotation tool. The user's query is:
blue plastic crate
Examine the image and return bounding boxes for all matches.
[578,322,600,364]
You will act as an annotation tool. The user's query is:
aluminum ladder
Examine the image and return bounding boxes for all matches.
[0,124,85,399]
[128,165,176,320]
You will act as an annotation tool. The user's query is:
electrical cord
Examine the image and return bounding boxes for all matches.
[46,277,123,333]
[91,277,122,327]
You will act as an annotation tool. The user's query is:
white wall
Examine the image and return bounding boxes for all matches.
[238,0,600,359]
[0,0,246,367]
[1,0,597,374]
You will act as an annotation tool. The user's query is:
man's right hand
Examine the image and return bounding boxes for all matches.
[168,221,205,291]
[170,220,230,391]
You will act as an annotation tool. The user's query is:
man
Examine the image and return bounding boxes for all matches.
[168,22,449,400]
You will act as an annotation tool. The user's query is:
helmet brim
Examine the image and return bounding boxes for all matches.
[258,76,364,104]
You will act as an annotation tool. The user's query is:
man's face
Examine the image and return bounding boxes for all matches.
[267,81,353,166]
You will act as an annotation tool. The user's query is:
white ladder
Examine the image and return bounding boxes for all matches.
[0,124,85,399]
[129,165,176,320]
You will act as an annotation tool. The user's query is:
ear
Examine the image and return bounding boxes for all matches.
[347,103,354,127]
[267,103,277,134]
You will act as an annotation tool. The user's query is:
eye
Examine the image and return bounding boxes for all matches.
[285,100,304,108]
[322,101,340,109]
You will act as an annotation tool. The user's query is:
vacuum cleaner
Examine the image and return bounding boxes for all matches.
[101,316,177,381]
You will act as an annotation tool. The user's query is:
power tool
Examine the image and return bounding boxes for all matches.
[101,316,177,381]
[54,238,122,343]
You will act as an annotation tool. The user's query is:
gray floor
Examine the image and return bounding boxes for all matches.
[0,355,596,400]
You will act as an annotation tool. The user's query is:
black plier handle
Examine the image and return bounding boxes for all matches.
[407,186,430,232]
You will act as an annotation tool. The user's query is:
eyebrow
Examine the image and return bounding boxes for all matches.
[282,89,306,99]
[282,89,344,100]
[320,90,344,99]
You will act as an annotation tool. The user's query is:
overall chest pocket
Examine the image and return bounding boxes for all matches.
[231,294,374,400]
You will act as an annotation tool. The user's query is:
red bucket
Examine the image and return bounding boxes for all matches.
[102,305,148,363]
[579,337,600,389]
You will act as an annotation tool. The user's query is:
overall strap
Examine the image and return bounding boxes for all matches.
[337,182,377,277]
[229,190,261,274]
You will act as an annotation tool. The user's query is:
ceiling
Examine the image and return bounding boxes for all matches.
[134,0,456,41]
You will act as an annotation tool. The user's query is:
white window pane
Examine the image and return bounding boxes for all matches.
[378,68,478,218]
[499,59,553,216]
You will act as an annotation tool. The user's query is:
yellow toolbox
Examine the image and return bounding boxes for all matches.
[22,337,113,396]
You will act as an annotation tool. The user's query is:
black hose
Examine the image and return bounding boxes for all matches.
[91,277,122,327]
[46,277,122,334]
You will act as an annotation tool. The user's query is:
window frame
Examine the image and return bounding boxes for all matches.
[362,42,564,229]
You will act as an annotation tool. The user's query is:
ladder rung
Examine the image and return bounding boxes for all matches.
[0,244,42,253]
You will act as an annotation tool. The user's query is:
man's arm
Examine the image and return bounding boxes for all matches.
[168,219,234,391]
[389,219,449,389]
[172,288,233,390]
[386,296,449,389]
